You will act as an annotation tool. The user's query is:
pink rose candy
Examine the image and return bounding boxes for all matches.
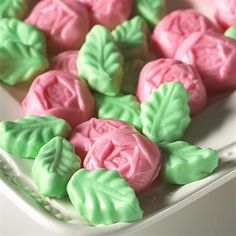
[151,9,219,58]
[50,51,78,76]
[175,32,236,92]
[79,0,133,30]
[26,0,90,53]
[69,118,134,160]
[136,58,207,116]
[22,71,95,127]
[83,128,161,193]
[215,0,236,30]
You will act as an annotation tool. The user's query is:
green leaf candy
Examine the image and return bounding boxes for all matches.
[0,115,71,159]
[0,18,47,54]
[95,93,142,130]
[112,16,149,61]
[0,0,29,20]
[160,141,219,185]
[78,25,124,96]
[133,0,166,28]
[120,59,145,94]
[0,41,49,85]
[225,26,236,39]
[141,81,191,144]
[67,169,143,225]
[32,137,81,198]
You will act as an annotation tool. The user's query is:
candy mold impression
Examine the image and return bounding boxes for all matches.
[0,85,236,235]
[0,0,236,235]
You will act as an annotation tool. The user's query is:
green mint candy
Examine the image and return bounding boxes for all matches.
[224,26,236,39]
[112,16,149,61]
[78,25,124,96]
[95,93,142,130]
[67,169,143,225]
[0,115,71,159]
[160,141,219,185]
[141,81,191,144]
[0,41,49,85]
[32,137,81,199]
[120,59,145,94]
[133,0,166,28]
[0,18,47,55]
[0,0,28,20]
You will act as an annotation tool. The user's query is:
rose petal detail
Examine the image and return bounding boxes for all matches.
[22,70,95,127]
[83,128,161,193]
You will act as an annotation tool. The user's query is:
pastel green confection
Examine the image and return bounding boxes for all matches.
[95,93,142,130]
[77,25,124,96]
[0,41,49,85]
[160,141,219,185]
[32,137,81,198]
[67,169,143,225]
[141,81,190,144]
[120,59,145,94]
[0,115,71,159]
[133,0,166,28]
[0,18,47,54]
[224,26,236,39]
[0,0,29,20]
[112,16,149,61]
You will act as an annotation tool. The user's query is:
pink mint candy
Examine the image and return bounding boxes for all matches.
[136,58,207,116]
[215,0,236,30]
[83,128,161,193]
[79,0,133,30]
[22,71,95,127]
[50,51,78,76]
[69,118,133,160]
[151,9,219,58]
[175,32,236,93]
[26,0,90,53]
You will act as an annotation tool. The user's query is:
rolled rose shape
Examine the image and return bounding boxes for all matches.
[215,0,236,30]
[22,71,95,127]
[151,9,219,58]
[50,51,78,76]
[26,0,90,53]
[69,118,134,161]
[175,32,236,92]
[84,128,161,193]
[79,0,133,30]
[136,58,207,116]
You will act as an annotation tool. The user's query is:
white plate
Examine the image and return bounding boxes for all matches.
[1,1,236,235]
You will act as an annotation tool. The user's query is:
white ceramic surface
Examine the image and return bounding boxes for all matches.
[0,1,236,235]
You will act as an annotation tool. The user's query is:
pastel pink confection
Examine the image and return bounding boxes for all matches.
[69,118,134,160]
[175,32,236,92]
[79,0,133,30]
[25,0,90,53]
[215,0,236,30]
[22,71,95,127]
[50,51,78,76]
[151,9,219,58]
[136,58,207,116]
[83,128,161,193]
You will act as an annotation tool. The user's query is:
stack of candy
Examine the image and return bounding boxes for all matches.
[2,0,236,225]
